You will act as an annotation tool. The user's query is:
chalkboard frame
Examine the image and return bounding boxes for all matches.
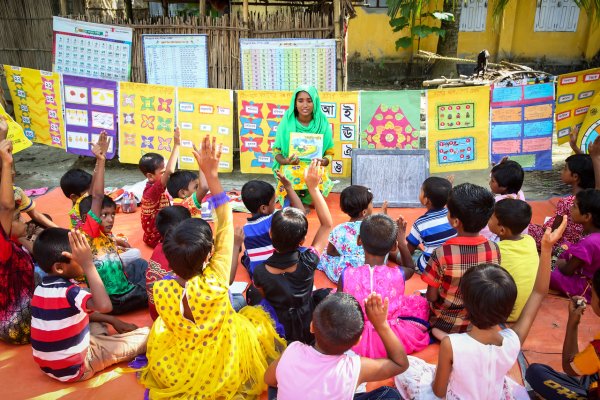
[351,149,430,208]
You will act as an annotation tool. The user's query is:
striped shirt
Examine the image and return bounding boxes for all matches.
[242,213,275,276]
[30,276,92,382]
[407,208,457,271]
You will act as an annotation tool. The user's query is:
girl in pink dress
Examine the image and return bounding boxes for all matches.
[339,214,429,357]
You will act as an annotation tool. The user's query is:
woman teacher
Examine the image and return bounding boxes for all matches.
[272,86,335,207]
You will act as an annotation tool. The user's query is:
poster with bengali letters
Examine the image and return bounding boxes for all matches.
[576,92,600,154]
[0,103,32,154]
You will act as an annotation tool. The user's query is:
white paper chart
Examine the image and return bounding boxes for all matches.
[142,34,209,88]
[240,38,336,91]
[52,17,133,81]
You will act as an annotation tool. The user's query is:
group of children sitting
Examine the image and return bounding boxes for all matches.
[1,112,600,399]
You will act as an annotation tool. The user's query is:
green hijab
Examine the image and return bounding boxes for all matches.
[272,86,334,171]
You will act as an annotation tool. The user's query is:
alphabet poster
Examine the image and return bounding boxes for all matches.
[63,74,118,159]
[118,82,176,165]
[176,88,234,173]
[490,83,555,170]
[427,86,490,173]
[576,92,600,154]
[3,65,66,149]
[555,67,600,145]
[359,90,421,149]
[0,103,32,154]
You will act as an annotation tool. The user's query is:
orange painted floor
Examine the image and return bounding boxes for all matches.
[1,189,598,399]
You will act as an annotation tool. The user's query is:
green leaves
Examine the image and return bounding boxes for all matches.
[395,36,414,49]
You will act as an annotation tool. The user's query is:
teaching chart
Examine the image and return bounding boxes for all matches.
[555,67,600,145]
[240,39,336,92]
[359,90,421,149]
[53,17,133,81]
[4,65,66,149]
[490,83,555,170]
[0,103,32,154]
[118,82,176,165]
[176,88,234,173]
[576,92,600,154]
[63,75,118,159]
[143,35,209,88]
[427,86,490,173]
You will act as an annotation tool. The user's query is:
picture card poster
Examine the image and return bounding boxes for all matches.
[576,92,600,154]
[426,86,490,173]
[143,35,209,88]
[359,90,421,149]
[0,103,32,154]
[490,82,555,170]
[240,39,336,92]
[176,88,234,173]
[555,67,600,145]
[289,132,324,160]
[118,82,176,165]
[4,65,66,149]
[53,17,133,81]
[62,74,118,159]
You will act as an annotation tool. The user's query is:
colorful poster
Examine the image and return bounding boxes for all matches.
[490,82,555,170]
[176,88,234,173]
[289,132,324,160]
[118,82,176,165]
[576,92,600,154]
[427,86,490,173]
[62,74,118,159]
[53,17,133,81]
[0,103,32,154]
[3,65,66,149]
[359,90,421,149]
[240,39,336,91]
[555,67,600,144]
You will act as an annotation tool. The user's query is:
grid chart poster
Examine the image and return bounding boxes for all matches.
[359,90,421,149]
[490,83,555,171]
[240,39,336,92]
[3,65,66,149]
[427,86,490,173]
[143,35,209,88]
[118,82,176,165]
[576,92,600,154]
[0,103,32,154]
[555,67,600,145]
[63,75,118,159]
[176,88,234,173]
[53,17,133,81]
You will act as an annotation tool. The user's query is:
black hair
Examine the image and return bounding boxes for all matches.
[241,180,275,214]
[138,152,165,175]
[33,228,71,273]
[593,268,600,300]
[59,169,92,199]
[461,264,517,329]
[447,183,495,233]
[490,160,525,194]
[565,154,595,189]
[360,214,398,256]
[156,206,192,239]
[312,292,364,355]
[575,189,600,229]
[422,177,453,209]
[293,90,312,119]
[79,195,117,219]
[340,185,373,218]
[166,170,198,199]
[162,218,214,280]
[270,208,308,253]
[494,198,532,234]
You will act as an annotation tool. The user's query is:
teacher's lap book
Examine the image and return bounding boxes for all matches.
[289,132,323,160]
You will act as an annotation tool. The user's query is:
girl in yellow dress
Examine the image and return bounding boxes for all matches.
[140,136,285,399]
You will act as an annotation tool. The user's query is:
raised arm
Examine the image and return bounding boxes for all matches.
[587,136,600,189]
[160,126,181,188]
[561,296,585,375]
[305,160,333,254]
[276,170,303,211]
[568,125,583,155]
[196,169,209,201]
[0,140,14,234]
[230,227,244,285]
[89,132,109,217]
[396,216,415,280]
[0,115,8,141]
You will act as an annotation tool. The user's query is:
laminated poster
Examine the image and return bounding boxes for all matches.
[289,132,324,160]
[576,92,600,154]
[0,103,32,154]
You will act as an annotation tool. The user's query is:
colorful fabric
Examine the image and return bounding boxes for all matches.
[172,192,202,218]
[318,221,365,283]
[13,186,35,214]
[406,208,457,272]
[342,265,429,356]
[572,332,600,376]
[422,235,500,333]
[275,163,335,205]
[68,194,87,230]
[146,243,171,320]
[242,213,275,277]
[141,180,171,248]
[140,198,285,399]
[30,276,92,382]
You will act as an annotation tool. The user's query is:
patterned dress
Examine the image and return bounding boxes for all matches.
[318,221,365,283]
[141,180,171,248]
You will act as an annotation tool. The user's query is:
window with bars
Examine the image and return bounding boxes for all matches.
[460,0,488,32]
[534,0,580,32]
[365,0,388,9]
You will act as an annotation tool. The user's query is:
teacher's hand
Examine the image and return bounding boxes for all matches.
[283,154,300,165]
[316,157,329,167]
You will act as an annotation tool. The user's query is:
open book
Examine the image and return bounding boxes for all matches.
[289,132,323,160]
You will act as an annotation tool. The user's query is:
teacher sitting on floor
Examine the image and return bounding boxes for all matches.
[272,86,335,209]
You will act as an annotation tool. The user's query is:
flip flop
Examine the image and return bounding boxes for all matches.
[23,187,48,197]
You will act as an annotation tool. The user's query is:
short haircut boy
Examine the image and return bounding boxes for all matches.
[490,160,525,194]
[422,177,452,209]
[33,228,71,273]
[270,208,308,253]
[447,183,495,233]
[156,206,192,238]
[494,198,532,234]
[312,292,364,355]
[139,153,164,176]
[162,218,213,280]
[565,154,595,189]
[166,170,198,199]
[576,188,600,228]
[241,180,275,214]
[60,169,92,199]
[360,214,397,257]
[79,195,116,219]
[340,185,373,218]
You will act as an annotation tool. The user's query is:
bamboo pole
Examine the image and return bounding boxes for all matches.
[243,0,249,26]
[333,0,342,91]
[199,0,206,16]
